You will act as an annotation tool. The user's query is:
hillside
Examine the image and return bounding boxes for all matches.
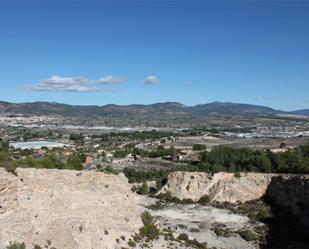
[0,100,307,128]
[291,109,309,115]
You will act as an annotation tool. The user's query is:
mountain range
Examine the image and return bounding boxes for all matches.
[0,100,308,117]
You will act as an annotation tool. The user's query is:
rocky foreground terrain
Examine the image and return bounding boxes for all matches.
[0,168,309,249]
[159,171,309,248]
[0,168,142,249]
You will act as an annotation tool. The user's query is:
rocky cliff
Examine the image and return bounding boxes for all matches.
[0,168,142,249]
[265,174,309,231]
[158,171,274,203]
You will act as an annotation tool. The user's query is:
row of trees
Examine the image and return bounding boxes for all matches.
[198,143,309,174]
[113,145,178,159]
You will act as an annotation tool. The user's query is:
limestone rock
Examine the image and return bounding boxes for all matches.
[158,171,273,203]
[0,168,142,249]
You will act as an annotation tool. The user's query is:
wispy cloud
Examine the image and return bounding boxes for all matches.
[144,75,160,84]
[255,96,264,101]
[30,75,126,92]
[255,96,286,101]
[184,82,193,88]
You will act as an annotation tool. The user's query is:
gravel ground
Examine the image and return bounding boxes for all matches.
[134,194,259,249]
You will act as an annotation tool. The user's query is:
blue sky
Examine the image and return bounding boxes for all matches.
[0,1,308,111]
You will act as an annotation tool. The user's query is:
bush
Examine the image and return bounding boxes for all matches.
[198,195,210,205]
[139,211,160,240]
[102,165,119,175]
[157,192,195,204]
[6,241,26,249]
[234,172,241,177]
[178,233,189,241]
[177,233,208,249]
[137,182,149,195]
[66,153,83,170]
[239,229,258,241]
[128,239,136,247]
[192,144,206,151]
[211,223,231,237]
[0,151,11,162]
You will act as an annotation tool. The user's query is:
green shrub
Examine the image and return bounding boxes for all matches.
[257,209,272,220]
[212,226,231,237]
[102,165,119,175]
[128,240,136,247]
[234,172,241,177]
[6,241,26,249]
[157,192,194,204]
[186,239,208,249]
[198,195,210,205]
[139,211,160,240]
[66,153,83,170]
[239,229,258,241]
[0,151,11,162]
[178,233,189,241]
[192,144,206,151]
[177,233,207,249]
[137,182,149,195]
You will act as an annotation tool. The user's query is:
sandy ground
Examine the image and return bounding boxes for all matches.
[134,194,259,249]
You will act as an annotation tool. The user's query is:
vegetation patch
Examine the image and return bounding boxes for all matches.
[238,229,259,241]
[211,223,232,237]
[139,211,160,240]
[156,192,195,204]
[6,241,26,249]
[198,195,210,205]
[100,165,120,175]
[177,233,208,249]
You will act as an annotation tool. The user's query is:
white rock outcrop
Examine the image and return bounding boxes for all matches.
[0,168,142,249]
[158,171,274,203]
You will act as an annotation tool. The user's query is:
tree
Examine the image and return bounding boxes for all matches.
[67,153,83,170]
[0,151,10,162]
[69,133,84,145]
[0,139,9,151]
[41,154,65,169]
[256,154,272,173]
[192,144,206,151]
[170,146,177,161]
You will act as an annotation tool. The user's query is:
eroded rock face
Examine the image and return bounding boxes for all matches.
[158,171,274,203]
[0,168,142,249]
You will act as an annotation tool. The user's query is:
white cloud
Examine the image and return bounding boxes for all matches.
[30,75,126,92]
[144,75,160,84]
